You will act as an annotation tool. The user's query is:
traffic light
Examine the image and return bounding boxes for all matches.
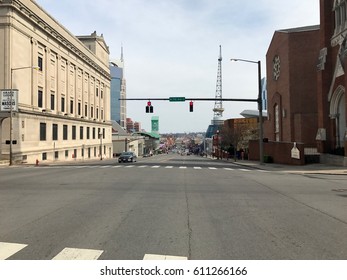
[189,101,193,112]
[146,101,153,113]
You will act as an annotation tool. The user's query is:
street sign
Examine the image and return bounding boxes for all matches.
[169,97,185,102]
[1,89,18,112]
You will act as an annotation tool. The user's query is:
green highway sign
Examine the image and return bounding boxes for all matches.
[169,97,186,102]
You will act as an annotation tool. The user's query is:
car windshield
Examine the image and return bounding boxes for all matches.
[121,152,133,156]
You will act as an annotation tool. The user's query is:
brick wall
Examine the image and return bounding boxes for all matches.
[249,140,306,165]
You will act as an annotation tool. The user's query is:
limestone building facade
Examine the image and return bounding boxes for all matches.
[0,0,112,163]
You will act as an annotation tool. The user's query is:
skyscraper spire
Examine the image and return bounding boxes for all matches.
[121,43,124,62]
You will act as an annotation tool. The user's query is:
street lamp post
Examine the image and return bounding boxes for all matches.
[9,66,39,166]
[230,59,264,165]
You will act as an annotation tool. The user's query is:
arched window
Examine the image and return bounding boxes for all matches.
[334,0,347,33]
[274,104,280,142]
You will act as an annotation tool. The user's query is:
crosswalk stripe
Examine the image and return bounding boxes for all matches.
[151,166,160,168]
[208,167,217,170]
[0,242,28,260]
[112,166,121,168]
[138,165,147,168]
[52,247,103,260]
[165,166,173,169]
[194,167,202,169]
[143,254,187,260]
[240,168,250,172]
[179,166,187,169]
[125,165,135,168]
[224,168,234,171]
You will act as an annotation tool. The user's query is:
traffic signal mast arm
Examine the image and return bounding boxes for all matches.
[119,97,259,102]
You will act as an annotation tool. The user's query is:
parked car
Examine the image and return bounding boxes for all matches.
[118,152,137,163]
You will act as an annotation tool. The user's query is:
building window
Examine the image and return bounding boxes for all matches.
[63,125,68,140]
[54,151,59,159]
[101,89,103,99]
[274,104,280,142]
[80,126,84,140]
[38,56,43,71]
[65,150,69,158]
[78,102,81,116]
[72,125,76,140]
[85,104,88,117]
[40,123,46,141]
[92,127,96,139]
[103,128,105,139]
[52,124,58,140]
[74,149,77,158]
[334,0,347,32]
[91,106,94,118]
[96,87,99,97]
[96,108,99,119]
[51,94,55,110]
[61,97,65,112]
[42,152,47,160]
[87,127,90,139]
[70,100,74,114]
[38,90,43,108]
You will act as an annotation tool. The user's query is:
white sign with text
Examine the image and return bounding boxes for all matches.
[1,89,18,112]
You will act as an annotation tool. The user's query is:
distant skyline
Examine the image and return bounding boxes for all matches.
[36,0,319,133]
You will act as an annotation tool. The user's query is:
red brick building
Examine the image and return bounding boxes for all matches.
[265,26,320,145]
[259,26,320,164]
[258,0,347,166]
[316,0,347,164]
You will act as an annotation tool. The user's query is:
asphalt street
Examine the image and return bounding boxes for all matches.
[0,154,346,260]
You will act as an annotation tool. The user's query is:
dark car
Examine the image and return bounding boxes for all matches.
[118,152,137,163]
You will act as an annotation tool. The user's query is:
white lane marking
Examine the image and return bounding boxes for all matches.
[240,169,250,172]
[112,166,121,168]
[208,167,217,170]
[143,254,187,260]
[224,168,234,171]
[179,166,187,169]
[151,166,160,168]
[101,166,111,168]
[125,165,135,168]
[52,247,103,260]
[194,167,202,169]
[165,166,173,169]
[138,165,147,168]
[0,242,28,260]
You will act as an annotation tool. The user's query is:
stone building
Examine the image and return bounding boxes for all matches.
[0,0,112,164]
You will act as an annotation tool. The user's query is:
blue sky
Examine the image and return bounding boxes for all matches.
[35,0,319,133]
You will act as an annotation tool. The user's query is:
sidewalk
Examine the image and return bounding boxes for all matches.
[229,159,347,175]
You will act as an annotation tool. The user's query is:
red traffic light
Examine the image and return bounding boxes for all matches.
[189,101,193,112]
[146,101,153,113]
